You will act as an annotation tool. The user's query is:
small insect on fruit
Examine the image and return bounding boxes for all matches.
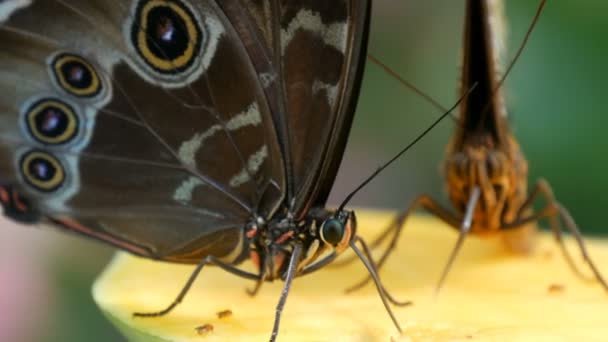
[195,323,214,336]
[548,284,566,294]
[346,0,608,294]
[216,309,232,319]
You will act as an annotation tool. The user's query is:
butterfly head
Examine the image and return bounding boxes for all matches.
[319,210,356,253]
[445,135,528,232]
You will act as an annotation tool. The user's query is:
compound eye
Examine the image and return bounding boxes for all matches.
[320,218,345,246]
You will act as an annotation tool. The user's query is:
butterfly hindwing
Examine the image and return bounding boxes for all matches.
[0,0,370,263]
[0,0,286,261]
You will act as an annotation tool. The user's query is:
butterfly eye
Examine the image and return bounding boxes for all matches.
[24,98,79,145]
[20,151,65,192]
[51,53,102,97]
[131,0,202,74]
[319,218,345,247]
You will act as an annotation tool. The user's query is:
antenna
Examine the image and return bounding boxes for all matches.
[368,0,547,123]
[367,54,448,113]
[338,83,478,211]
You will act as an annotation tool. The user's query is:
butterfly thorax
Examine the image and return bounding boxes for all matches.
[445,133,529,234]
[247,208,356,281]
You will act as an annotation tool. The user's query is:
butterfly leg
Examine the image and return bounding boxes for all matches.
[350,236,403,334]
[554,198,608,290]
[133,256,259,318]
[332,195,432,268]
[301,252,338,275]
[333,195,452,268]
[247,253,269,297]
[506,179,608,291]
[345,195,460,293]
[510,179,583,275]
[354,234,412,307]
[269,244,303,342]
[246,277,265,297]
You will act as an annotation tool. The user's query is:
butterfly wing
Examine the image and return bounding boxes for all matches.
[278,0,370,215]
[0,0,285,263]
[218,0,371,216]
[455,0,508,149]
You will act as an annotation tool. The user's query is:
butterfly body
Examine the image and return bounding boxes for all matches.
[346,0,608,295]
[0,1,407,340]
[445,135,528,236]
[444,0,530,238]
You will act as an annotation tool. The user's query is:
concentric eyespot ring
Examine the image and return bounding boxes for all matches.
[51,53,102,97]
[20,150,65,193]
[131,0,202,74]
[24,98,79,145]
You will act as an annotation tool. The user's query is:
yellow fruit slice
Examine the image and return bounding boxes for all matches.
[93,210,608,341]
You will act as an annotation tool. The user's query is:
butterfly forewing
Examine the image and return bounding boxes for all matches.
[455,0,509,149]
[218,1,369,215]
[280,1,369,215]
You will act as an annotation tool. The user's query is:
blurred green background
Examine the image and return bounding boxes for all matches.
[331,0,608,237]
[1,1,607,341]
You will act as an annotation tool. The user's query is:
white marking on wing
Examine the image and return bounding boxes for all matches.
[487,0,509,118]
[229,145,268,188]
[200,14,224,76]
[312,80,339,108]
[178,103,261,167]
[488,0,507,67]
[178,125,222,168]
[173,176,205,202]
[225,103,261,130]
[259,71,277,88]
[0,0,31,23]
[280,9,347,55]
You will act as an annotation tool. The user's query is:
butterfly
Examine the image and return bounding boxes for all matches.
[345,0,608,294]
[0,0,415,340]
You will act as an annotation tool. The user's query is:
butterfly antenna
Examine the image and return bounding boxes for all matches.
[367,54,448,113]
[338,82,478,212]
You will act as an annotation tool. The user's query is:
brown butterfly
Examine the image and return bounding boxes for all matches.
[0,0,422,340]
[346,0,608,294]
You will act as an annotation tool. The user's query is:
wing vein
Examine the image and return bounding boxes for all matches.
[49,0,254,213]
